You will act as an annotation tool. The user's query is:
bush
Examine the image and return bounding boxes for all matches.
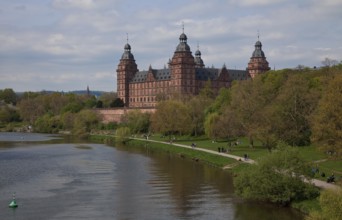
[115,127,131,144]
[234,145,320,205]
[306,189,342,220]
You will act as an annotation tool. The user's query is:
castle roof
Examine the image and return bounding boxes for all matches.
[129,67,249,83]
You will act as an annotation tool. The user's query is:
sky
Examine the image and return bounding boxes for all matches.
[1,0,341,92]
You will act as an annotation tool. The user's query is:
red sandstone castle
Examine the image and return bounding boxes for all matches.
[117,31,270,108]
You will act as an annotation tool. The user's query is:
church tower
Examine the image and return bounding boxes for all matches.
[117,42,138,107]
[247,37,270,78]
[170,29,196,95]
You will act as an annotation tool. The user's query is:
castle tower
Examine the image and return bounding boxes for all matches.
[247,37,270,78]
[194,44,205,68]
[170,29,196,95]
[117,42,138,107]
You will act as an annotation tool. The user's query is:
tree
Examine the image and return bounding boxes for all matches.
[311,74,342,158]
[151,100,192,136]
[234,145,319,205]
[0,106,20,124]
[322,57,338,67]
[206,87,231,114]
[34,114,61,133]
[72,109,100,137]
[18,97,46,124]
[204,112,220,140]
[199,80,215,99]
[115,127,131,144]
[187,96,212,136]
[99,92,117,108]
[121,110,150,134]
[110,98,124,107]
[306,189,342,220]
[212,107,243,141]
[0,88,17,105]
[273,74,320,146]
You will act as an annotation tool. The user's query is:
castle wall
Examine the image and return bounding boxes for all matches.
[95,108,156,123]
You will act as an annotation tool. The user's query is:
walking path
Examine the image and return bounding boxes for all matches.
[134,137,255,164]
[132,137,340,190]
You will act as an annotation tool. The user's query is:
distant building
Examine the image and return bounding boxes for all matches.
[116,31,270,108]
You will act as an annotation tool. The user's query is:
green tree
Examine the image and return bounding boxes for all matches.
[199,80,215,99]
[234,145,319,205]
[121,110,150,134]
[34,114,61,133]
[61,112,76,130]
[115,127,131,144]
[187,96,211,136]
[204,112,220,141]
[72,109,100,137]
[306,189,342,220]
[151,100,192,136]
[206,87,231,114]
[110,98,124,107]
[311,74,342,158]
[18,97,46,124]
[99,92,117,108]
[230,71,288,148]
[273,74,320,146]
[212,107,243,141]
[0,106,20,124]
[0,88,17,105]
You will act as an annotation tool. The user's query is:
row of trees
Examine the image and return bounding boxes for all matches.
[143,64,342,157]
[1,64,341,156]
[0,91,124,136]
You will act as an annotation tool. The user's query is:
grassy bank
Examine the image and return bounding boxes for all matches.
[90,134,237,168]
[91,133,339,216]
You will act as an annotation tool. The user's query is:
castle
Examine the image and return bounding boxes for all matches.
[116,31,270,108]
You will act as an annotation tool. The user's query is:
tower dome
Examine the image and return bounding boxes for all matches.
[121,43,134,59]
[176,32,190,52]
[179,33,187,42]
[194,45,204,68]
[124,43,131,51]
[251,40,265,58]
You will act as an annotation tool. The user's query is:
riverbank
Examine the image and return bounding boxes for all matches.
[90,133,341,216]
[90,134,340,189]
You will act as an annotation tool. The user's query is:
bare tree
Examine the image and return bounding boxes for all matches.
[321,57,338,67]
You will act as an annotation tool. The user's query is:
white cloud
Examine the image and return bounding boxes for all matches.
[230,0,285,6]
[52,0,96,10]
[0,0,341,91]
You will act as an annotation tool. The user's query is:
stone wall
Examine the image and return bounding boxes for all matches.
[95,108,156,123]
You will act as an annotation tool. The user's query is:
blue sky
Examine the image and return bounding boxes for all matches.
[1,0,341,92]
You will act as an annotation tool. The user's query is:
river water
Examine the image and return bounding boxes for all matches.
[0,132,303,220]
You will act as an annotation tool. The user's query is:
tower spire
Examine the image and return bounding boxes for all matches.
[257,30,260,41]
[126,33,129,43]
[182,21,184,33]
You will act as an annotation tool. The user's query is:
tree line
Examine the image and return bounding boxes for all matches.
[146,64,342,158]
[1,64,341,157]
[0,90,123,137]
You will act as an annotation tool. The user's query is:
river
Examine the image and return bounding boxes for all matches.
[0,132,303,220]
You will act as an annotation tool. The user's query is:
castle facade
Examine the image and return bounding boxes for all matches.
[116,31,270,108]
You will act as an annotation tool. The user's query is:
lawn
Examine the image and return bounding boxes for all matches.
[149,134,270,160]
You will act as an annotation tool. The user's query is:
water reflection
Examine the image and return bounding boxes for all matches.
[0,133,303,220]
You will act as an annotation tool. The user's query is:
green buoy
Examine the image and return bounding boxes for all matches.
[9,193,18,208]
